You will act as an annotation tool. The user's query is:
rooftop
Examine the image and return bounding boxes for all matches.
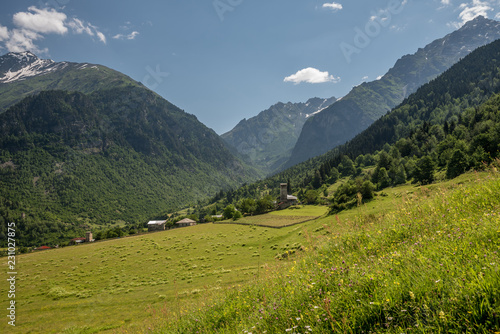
[148,220,166,225]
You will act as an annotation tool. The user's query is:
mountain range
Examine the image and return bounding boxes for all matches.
[1,16,500,247]
[207,33,500,209]
[221,97,337,174]
[0,52,259,246]
[283,15,500,168]
[0,51,138,113]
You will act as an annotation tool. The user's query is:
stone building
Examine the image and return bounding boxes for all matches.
[176,218,197,228]
[278,183,298,209]
[147,220,166,232]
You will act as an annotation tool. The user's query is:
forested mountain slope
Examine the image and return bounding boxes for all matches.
[207,37,500,208]
[0,87,258,247]
[286,16,500,168]
[221,97,336,174]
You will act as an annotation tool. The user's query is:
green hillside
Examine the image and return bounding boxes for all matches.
[0,88,258,248]
[287,16,500,167]
[0,61,140,113]
[221,97,336,174]
[205,37,500,212]
[0,171,497,333]
[160,171,500,333]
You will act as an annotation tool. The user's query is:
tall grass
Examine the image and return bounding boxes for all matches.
[156,172,500,333]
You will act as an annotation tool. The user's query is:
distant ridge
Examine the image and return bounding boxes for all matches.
[0,51,140,113]
[286,16,500,168]
[221,96,337,174]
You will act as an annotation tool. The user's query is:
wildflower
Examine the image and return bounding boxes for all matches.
[439,311,446,320]
[409,291,415,299]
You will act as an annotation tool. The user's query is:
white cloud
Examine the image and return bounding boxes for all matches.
[68,18,94,36]
[13,6,68,35]
[284,67,340,84]
[1,6,107,53]
[376,75,383,80]
[96,31,106,44]
[441,0,451,5]
[0,25,8,41]
[113,31,139,40]
[322,2,343,12]
[4,29,47,54]
[67,18,106,44]
[457,0,493,26]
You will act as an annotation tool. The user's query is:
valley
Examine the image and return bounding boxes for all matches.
[0,4,499,333]
[0,171,497,333]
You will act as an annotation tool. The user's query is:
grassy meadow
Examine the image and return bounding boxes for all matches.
[151,171,500,333]
[216,206,328,228]
[0,171,498,333]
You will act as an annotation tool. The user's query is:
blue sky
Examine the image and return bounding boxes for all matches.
[1,0,499,134]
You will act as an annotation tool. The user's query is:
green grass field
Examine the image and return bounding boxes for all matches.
[155,171,500,333]
[1,172,498,333]
[217,206,328,228]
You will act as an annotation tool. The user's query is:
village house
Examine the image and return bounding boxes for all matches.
[278,183,298,209]
[34,245,51,251]
[70,237,86,245]
[147,220,166,232]
[176,218,197,228]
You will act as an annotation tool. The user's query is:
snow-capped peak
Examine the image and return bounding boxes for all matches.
[0,52,65,84]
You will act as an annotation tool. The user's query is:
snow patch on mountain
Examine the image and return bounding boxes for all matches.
[0,51,66,83]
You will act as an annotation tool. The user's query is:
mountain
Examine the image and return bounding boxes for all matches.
[0,54,259,247]
[0,51,139,113]
[221,97,337,174]
[285,16,500,168]
[209,36,500,208]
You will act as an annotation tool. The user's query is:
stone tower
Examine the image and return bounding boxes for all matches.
[85,231,93,242]
[280,183,288,202]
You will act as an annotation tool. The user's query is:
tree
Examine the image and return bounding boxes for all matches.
[232,210,242,221]
[338,156,356,177]
[256,196,274,214]
[311,170,323,189]
[360,181,375,200]
[304,190,319,204]
[414,156,435,185]
[390,163,407,185]
[377,167,391,189]
[238,198,257,215]
[223,204,236,220]
[446,149,469,179]
[327,167,340,184]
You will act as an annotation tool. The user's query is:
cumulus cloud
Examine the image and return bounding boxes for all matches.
[441,0,451,5]
[4,29,47,54]
[284,67,340,84]
[0,25,8,41]
[0,6,107,53]
[458,0,493,23]
[448,0,494,27]
[113,31,139,40]
[13,6,68,35]
[322,2,343,12]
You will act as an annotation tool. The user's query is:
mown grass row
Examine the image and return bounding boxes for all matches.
[153,171,500,333]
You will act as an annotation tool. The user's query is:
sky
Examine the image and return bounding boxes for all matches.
[1,0,500,134]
